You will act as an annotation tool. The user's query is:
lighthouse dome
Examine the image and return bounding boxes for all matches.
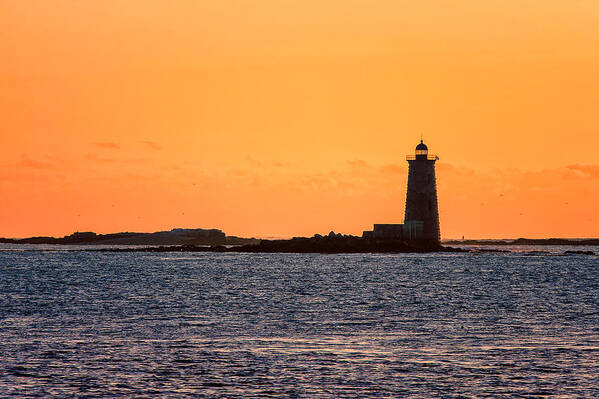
[416,140,428,151]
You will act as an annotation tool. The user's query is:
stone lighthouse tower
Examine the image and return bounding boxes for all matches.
[404,140,440,243]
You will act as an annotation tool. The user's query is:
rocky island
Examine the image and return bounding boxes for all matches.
[0,228,259,246]
[101,231,464,254]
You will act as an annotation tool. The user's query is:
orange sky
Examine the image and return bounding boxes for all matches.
[1,0,598,239]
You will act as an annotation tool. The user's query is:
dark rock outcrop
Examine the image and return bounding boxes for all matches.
[0,228,229,246]
[100,234,465,254]
[444,238,599,246]
[563,250,595,256]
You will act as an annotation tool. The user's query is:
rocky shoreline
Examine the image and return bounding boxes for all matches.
[97,233,465,254]
[92,234,596,255]
[444,238,599,246]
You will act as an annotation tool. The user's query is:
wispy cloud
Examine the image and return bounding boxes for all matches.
[347,159,369,168]
[17,154,52,169]
[379,164,404,174]
[247,156,262,167]
[85,152,147,164]
[436,163,475,176]
[244,156,290,169]
[94,142,120,150]
[566,164,599,178]
[139,141,162,150]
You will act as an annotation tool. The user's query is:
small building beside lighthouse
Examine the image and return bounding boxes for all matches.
[362,140,441,244]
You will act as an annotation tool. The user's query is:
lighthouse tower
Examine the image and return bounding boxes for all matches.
[404,140,440,243]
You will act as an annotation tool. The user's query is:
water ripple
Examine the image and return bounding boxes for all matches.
[0,251,598,397]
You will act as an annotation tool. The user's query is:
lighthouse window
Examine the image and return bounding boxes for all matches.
[428,174,432,184]
[428,200,432,211]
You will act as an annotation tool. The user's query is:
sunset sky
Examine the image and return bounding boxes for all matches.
[1,0,598,239]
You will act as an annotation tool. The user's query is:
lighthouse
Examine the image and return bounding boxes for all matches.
[404,140,440,242]
[362,140,441,245]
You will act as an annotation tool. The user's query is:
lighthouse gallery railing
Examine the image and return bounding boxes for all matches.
[406,155,439,161]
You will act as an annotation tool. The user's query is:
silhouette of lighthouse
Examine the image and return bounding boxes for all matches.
[362,140,441,245]
[404,140,440,242]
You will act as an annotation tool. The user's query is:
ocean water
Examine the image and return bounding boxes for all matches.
[0,248,598,397]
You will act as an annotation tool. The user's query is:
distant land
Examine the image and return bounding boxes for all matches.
[0,229,449,253]
[102,232,454,254]
[2,230,598,254]
[443,238,599,246]
[0,228,259,246]
[3,229,598,247]
[93,233,594,255]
